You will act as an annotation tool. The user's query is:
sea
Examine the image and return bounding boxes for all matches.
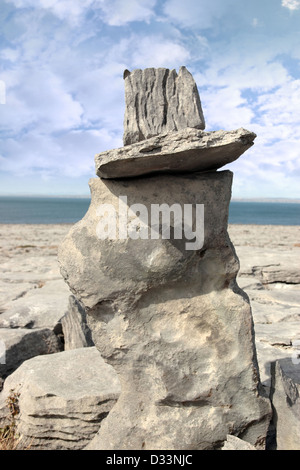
[0,196,299,225]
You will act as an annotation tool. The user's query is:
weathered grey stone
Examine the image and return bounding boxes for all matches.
[123,67,205,146]
[255,341,292,390]
[0,279,70,331]
[0,327,63,381]
[58,171,271,450]
[250,299,300,325]
[271,358,300,450]
[61,295,94,350]
[96,127,256,179]
[232,246,300,285]
[254,322,300,348]
[222,434,257,450]
[0,347,121,450]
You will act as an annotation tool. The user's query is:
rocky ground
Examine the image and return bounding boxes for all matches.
[0,223,299,449]
[228,224,300,388]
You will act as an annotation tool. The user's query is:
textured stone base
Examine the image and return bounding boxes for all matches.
[58,171,271,450]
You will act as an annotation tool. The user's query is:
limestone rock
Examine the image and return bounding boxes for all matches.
[123,66,205,146]
[96,128,256,179]
[222,435,257,450]
[59,171,271,450]
[61,295,94,350]
[0,347,121,450]
[233,246,300,285]
[255,341,291,390]
[0,279,70,331]
[0,327,63,381]
[254,322,300,348]
[271,358,300,450]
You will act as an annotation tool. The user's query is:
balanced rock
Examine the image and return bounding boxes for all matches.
[59,65,271,450]
[96,127,256,179]
[123,66,205,146]
[0,347,121,450]
[58,171,271,450]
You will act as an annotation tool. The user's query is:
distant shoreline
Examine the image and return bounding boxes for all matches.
[231,198,300,204]
[0,194,91,199]
[0,195,300,203]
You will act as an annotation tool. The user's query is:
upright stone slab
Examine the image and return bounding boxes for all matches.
[123,67,205,146]
[61,295,94,350]
[58,171,271,450]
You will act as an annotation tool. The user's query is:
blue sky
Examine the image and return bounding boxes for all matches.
[0,0,299,198]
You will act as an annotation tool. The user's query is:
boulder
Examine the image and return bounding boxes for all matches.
[61,295,94,350]
[123,66,205,146]
[95,127,256,179]
[59,171,271,450]
[0,347,121,450]
[0,327,63,381]
[233,246,300,285]
[0,279,70,331]
[271,358,300,450]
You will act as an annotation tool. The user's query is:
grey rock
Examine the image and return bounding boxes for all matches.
[271,358,300,450]
[250,298,300,324]
[61,295,94,350]
[233,246,300,285]
[260,266,300,285]
[123,66,205,146]
[0,347,121,450]
[96,127,256,179]
[59,171,271,450]
[254,322,300,348]
[0,327,63,381]
[0,279,70,331]
[222,435,257,450]
[255,341,292,390]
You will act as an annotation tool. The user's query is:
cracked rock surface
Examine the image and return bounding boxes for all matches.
[123,66,205,146]
[96,127,256,179]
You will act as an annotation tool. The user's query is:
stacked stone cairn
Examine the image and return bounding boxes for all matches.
[58,66,272,450]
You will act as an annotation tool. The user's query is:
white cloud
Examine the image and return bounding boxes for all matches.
[201,86,254,130]
[130,36,190,68]
[97,0,157,26]
[0,68,83,134]
[7,0,158,26]
[282,0,300,10]
[0,128,122,179]
[162,0,236,29]
[196,60,290,94]
[6,0,95,25]
[256,79,300,126]
[0,48,20,62]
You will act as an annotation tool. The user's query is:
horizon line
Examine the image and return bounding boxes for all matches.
[0,195,300,203]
